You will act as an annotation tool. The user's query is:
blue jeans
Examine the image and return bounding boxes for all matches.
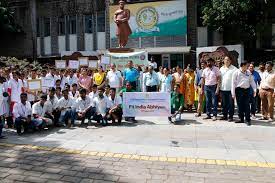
[221,91,234,119]
[58,109,75,125]
[204,85,218,117]
[15,117,33,134]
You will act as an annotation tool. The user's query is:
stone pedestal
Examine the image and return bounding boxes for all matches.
[108,48,134,53]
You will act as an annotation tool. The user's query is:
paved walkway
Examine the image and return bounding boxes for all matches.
[1,113,275,165]
[1,144,275,183]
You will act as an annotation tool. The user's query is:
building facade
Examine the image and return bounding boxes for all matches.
[3,0,198,68]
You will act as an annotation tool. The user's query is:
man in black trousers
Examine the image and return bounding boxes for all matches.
[231,61,256,126]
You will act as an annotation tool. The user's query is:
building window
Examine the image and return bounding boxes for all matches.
[44,18,51,37]
[85,15,93,33]
[58,16,65,35]
[97,11,105,32]
[69,16,76,34]
[36,18,40,37]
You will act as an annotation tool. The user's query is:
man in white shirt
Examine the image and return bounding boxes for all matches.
[40,69,49,93]
[232,61,256,125]
[143,66,160,92]
[219,56,237,122]
[57,89,75,127]
[148,56,158,70]
[69,83,80,102]
[73,88,94,126]
[259,62,274,122]
[106,64,122,93]
[92,87,111,126]
[45,87,59,126]
[89,84,98,101]
[13,93,33,135]
[107,88,122,125]
[32,94,53,128]
[8,71,24,127]
[67,69,78,87]
[59,70,68,89]
[8,71,24,105]
[46,68,60,87]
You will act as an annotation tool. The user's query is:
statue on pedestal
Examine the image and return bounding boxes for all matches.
[114,0,132,48]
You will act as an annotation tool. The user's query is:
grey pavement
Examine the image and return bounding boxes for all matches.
[2,113,275,163]
[1,145,275,183]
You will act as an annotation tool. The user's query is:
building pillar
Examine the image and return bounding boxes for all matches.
[77,14,85,51]
[187,0,197,64]
[40,17,45,56]
[65,16,70,51]
[105,0,110,49]
[93,1,98,50]
[30,0,37,60]
[51,16,59,55]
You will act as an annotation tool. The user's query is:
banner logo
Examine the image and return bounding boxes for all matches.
[136,7,159,32]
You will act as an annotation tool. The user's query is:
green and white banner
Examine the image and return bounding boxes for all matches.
[110,0,187,39]
[106,51,148,70]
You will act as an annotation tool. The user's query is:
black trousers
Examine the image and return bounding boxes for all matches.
[146,85,157,92]
[235,87,250,122]
[221,91,234,119]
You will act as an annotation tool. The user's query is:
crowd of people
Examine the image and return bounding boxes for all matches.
[0,56,274,138]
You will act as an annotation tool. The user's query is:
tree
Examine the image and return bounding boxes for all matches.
[0,0,21,33]
[200,0,270,45]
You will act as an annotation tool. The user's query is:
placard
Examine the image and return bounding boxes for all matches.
[101,56,110,65]
[79,57,89,66]
[123,92,171,117]
[27,79,42,91]
[68,60,80,69]
[88,60,98,68]
[42,78,54,88]
[55,60,66,69]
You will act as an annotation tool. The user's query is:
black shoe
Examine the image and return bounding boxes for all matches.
[203,116,211,120]
[228,118,233,122]
[246,121,251,126]
[219,116,228,120]
[235,120,244,123]
[168,117,172,123]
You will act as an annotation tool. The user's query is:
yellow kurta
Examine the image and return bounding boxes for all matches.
[184,72,195,105]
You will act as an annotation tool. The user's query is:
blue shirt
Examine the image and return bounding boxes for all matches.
[249,70,261,95]
[123,68,139,82]
[195,69,203,86]
[250,70,261,86]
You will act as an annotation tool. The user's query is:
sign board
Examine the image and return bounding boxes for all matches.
[27,79,42,91]
[55,60,66,69]
[79,57,89,66]
[68,60,80,69]
[196,44,244,67]
[107,51,148,70]
[101,56,111,65]
[110,0,187,39]
[123,92,171,117]
[88,60,98,68]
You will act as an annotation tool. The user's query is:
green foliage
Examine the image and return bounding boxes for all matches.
[201,0,259,38]
[0,0,21,33]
